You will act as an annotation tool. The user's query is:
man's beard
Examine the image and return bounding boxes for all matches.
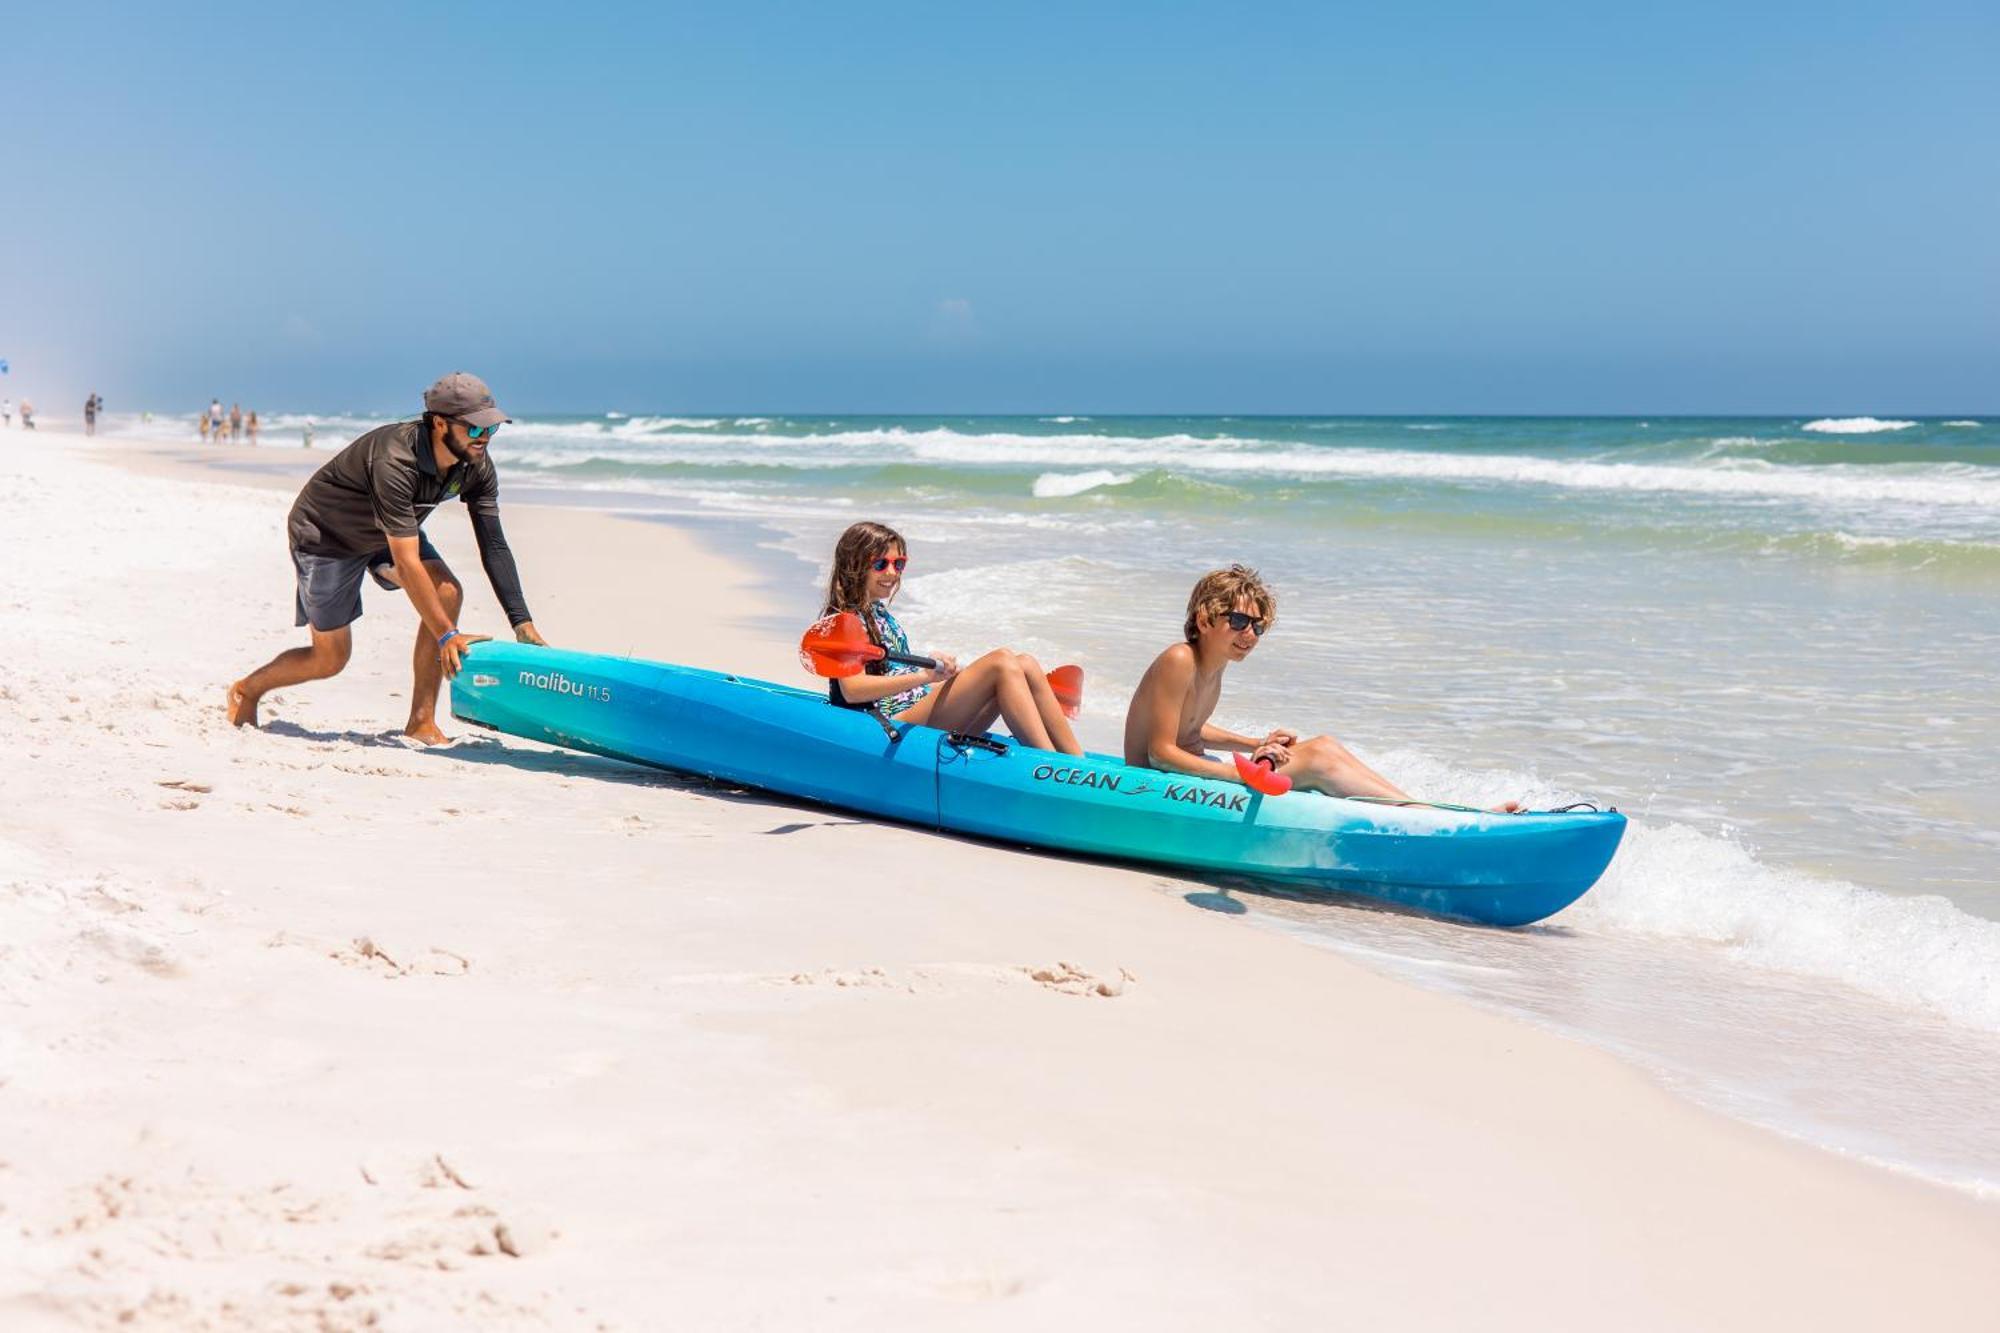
[443,435,476,465]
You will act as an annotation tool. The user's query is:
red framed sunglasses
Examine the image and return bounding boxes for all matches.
[871,555,909,572]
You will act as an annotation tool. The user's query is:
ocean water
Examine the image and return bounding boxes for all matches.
[130,410,2000,1194]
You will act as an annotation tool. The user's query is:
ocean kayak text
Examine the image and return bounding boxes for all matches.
[1031,763,1249,811]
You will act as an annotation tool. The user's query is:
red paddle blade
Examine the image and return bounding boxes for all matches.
[1046,664,1084,719]
[798,612,885,678]
[1234,751,1293,797]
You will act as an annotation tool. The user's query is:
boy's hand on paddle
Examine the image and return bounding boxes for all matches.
[441,632,493,677]
[1252,740,1291,768]
[926,652,960,683]
[1263,729,1299,749]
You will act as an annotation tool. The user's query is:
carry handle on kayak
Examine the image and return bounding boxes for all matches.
[1234,751,1293,797]
[798,613,1087,716]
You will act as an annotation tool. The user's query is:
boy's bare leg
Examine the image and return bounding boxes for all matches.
[1278,735,1412,801]
[227,626,354,727]
[1280,736,1522,811]
[403,562,463,744]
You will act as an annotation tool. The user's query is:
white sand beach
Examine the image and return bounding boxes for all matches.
[4,425,1998,1330]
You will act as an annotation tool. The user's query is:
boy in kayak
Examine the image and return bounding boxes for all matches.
[1123,565,1423,800]
[821,521,1083,755]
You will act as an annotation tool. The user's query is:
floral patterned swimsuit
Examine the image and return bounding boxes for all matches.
[828,601,931,717]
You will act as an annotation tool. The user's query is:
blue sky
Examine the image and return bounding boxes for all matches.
[2,1,1994,414]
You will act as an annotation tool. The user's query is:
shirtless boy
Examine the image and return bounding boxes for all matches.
[1122,564,1418,800]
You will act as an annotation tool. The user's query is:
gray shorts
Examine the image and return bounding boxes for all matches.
[292,532,443,631]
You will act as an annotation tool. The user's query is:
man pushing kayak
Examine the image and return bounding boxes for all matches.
[227,371,547,742]
[1124,564,1521,809]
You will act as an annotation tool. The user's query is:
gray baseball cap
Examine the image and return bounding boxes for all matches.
[423,371,510,428]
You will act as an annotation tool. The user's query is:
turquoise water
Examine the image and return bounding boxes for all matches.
[318,410,1998,900]
[160,409,2000,1193]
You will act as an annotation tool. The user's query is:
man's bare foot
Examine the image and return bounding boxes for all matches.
[226,681,259,728]
[403,720,451,746]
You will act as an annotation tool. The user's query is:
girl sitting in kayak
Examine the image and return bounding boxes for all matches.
[820,521,1083,756]
[1124,564,1523,809]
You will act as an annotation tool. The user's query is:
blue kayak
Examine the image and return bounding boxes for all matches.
[449,643,1625,927]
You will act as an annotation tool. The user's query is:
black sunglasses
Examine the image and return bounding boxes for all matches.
[1223,610,1267,637]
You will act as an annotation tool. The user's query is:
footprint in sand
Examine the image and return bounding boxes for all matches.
[786,965,904,990]
[157,776,210,810]
[283,935,472,978]
[35,1164,557,1327]
[357,1153,559,1267]
[1023,960,1136,998]
[80,922,186,978]
[932,1272,1027,1302]
[778,962,1136,998]
[343,937,471,977]
[364,1204,550,1267]
[79,882,145,915]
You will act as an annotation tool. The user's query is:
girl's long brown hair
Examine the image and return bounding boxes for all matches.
[821,522,907,651]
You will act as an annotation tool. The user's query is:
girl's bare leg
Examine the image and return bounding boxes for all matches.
[1015,653,1082,756]
[926,650,1055,750]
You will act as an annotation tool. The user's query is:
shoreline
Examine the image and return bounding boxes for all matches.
[83,428,2000,1191]
[4,425,1996,1328]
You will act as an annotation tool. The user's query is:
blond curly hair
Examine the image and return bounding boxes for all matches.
[1183,564,1276,643]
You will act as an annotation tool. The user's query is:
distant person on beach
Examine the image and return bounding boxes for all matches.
[1123,564,1522,810]
[229,402,243,443]
[2,397,11,428]
[302,419,314,449]
[19,401,34,430]
[818,520,1082,755]
[209,398,224,441]
[227,371,549,743]
[83,393,98,436]
[199,412,210,442]
[246,410,260,445]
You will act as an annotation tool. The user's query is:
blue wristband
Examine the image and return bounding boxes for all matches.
[438,629,461,647]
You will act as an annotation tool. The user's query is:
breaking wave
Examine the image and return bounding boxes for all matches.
[1802,417,1918,434]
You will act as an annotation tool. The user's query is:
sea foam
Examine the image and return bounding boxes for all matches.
[487,421,2000,515]
[1032,470,1136,498]
[1366,747,2000,1035]
[1802,417,1918,434]
[1575,821,2000,1034]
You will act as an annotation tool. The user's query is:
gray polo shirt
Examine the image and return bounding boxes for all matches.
[286,419,533,626]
